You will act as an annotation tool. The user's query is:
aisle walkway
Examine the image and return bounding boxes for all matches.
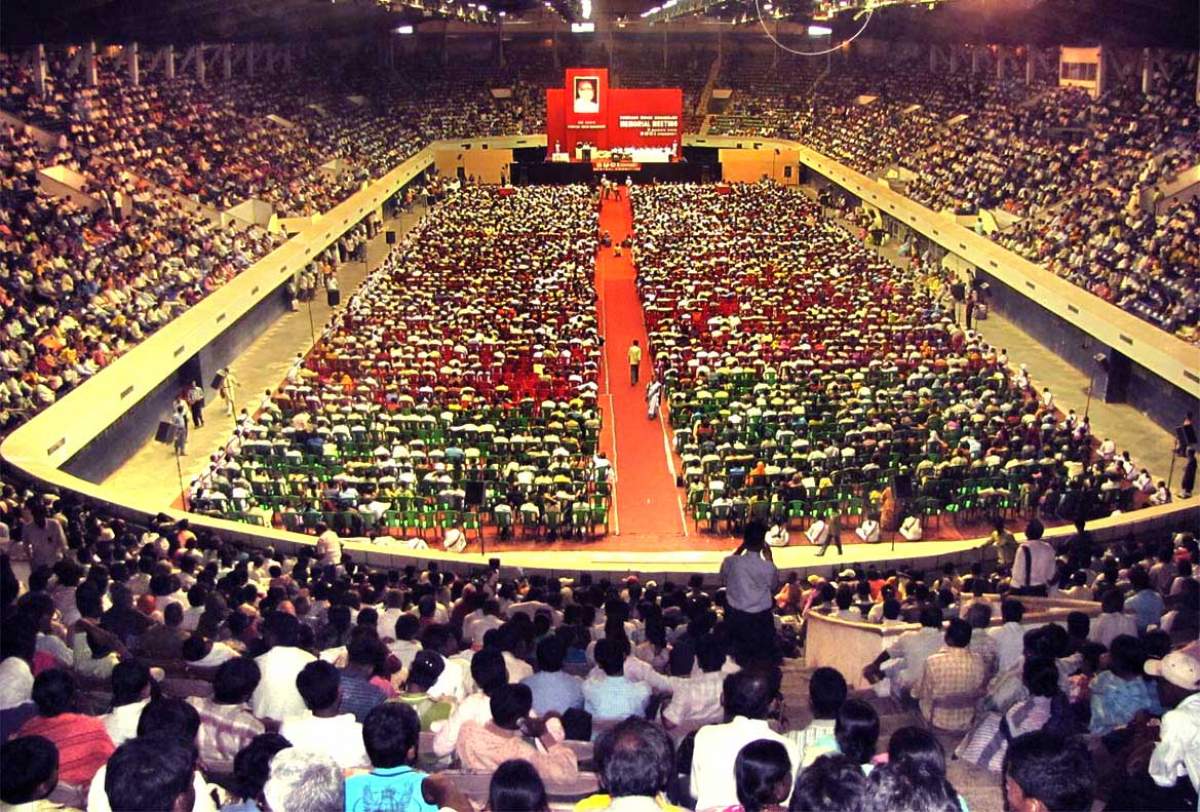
[595,189,688,537]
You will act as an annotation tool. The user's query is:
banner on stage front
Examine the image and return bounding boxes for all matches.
[546,68,682,159]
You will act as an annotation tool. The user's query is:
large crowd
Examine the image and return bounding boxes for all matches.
[1,478,1198,811]
[631,184,1142,536]
[708,52,1200,342]
[186,185,607,543]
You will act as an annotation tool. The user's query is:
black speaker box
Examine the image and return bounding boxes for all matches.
[894,473,914,500]
[386,230,396,245]
[155,421,175,443]
[465,481,485,507]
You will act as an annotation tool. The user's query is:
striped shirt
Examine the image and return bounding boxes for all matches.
[186,697,266,774]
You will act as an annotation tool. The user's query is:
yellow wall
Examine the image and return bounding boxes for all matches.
[434,147,514,184]
[719,148,802,186]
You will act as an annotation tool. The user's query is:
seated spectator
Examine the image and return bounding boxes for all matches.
[337,633,387,722]
[488,759,549,812]
[104,734,198,812]
[250,612,316,724]
[137,602,190,661]
[1124,566,1166,634]
[186,657,267,775]
[733,739,793,812]
[102,660,154,746]
[0,735,62,811]
[783,666,845,769]
[1107,643,1200,810]
[261,748,344,812]
[16,669,114,787]
[345,703,470,812]
[455,683,578,782]
[87,696,209,812]
[988,599,1026,673]
[788,754,869,812]
[1002,731,1095,812]
[834,699,879,774]
[865,760,960,812]
[585,717,678,811]
[626,635,725,731]
[862,606,944,697]
[691,669,798,810]
[278,661,369,770]
[522,636,584,717]
[431,647,508,758]
[582,638,651,723]
[1090,590,1138,647]
[395,650,453,732]
[914,618,987,731]
[220,733,291,812]
[1088,635,1161,736]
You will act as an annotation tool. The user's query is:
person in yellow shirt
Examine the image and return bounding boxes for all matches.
[627,340,642,385]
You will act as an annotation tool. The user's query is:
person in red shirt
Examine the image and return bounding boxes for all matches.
[17,669,115,786]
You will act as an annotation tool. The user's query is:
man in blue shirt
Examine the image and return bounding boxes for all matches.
[582,638,651,722]
[1124,565,1166,634]
[345,703,471,812]
[522,636,584,716]
[338,635,387,723]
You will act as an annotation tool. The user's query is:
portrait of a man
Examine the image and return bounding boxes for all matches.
[573,76,600,114]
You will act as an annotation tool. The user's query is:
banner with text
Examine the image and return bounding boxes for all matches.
[546,68,683,159]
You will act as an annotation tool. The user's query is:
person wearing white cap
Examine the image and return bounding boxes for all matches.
[1109,644,1200,810]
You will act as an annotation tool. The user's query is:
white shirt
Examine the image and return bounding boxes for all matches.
[464,615,504,648]
[1149,692,1200,794]
[690,716,800,810]
[1089,612,1138,648]
[431,691,492,757]
[631,668,725,728]
[428,653,471,702]
[503,652,534,684]
[0,656,34,710]
[102,698,150,746]
[316,530,342,567]
[192,641,241,669]
[278,711,370,770]
[250,645,317,721]
[1011,539,1056,588]
[886,627,945,688]
[988,621,1026,673]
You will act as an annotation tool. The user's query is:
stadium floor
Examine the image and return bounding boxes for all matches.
[103,186,1178,554]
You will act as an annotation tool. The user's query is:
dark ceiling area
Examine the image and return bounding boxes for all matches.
[1,0,1196,50]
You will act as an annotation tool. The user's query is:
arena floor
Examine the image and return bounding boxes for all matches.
[102,184,1180,558]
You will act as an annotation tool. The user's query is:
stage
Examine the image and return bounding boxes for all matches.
[511,157,716,186]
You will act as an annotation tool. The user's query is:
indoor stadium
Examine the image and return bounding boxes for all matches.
[0,0,1197,808]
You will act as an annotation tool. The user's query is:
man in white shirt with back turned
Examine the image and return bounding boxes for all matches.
[690,669,799,810]
[251,612,317,723]
[720,522,779,662]
[1010,518,1056,597]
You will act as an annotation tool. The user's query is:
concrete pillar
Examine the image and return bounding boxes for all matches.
[948,47,958,75]
[497,19,505,68]
[128,42,140,86]
[1025,45,1035,85]
[970,47,980,75]
[164,45,175,80]
[33,45,47,97]
[246,43,256,79]
[996,51,1004,81]
[222,44,233,81]
[1141,48,1152,95]
[85,41,98,86]
[929,44,937,73]
[195,46,206,83]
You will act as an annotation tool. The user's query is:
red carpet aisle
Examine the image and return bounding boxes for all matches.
[595,188,688,537]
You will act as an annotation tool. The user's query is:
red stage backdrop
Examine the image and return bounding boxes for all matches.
[546,68,683,158]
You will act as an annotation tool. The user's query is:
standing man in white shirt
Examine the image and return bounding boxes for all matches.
[250,612,317,724]
[1010,519,1056,597]
[314,522,342,571]
[986,598,1027,674]
[690,669,798,810]
[720,522,779,662]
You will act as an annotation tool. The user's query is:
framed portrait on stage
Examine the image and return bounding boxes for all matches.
[573,76,600,113]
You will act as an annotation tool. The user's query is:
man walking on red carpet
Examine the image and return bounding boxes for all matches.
[628,340,642,385]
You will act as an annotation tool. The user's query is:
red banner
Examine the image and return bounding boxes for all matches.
[546,68,682,160]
